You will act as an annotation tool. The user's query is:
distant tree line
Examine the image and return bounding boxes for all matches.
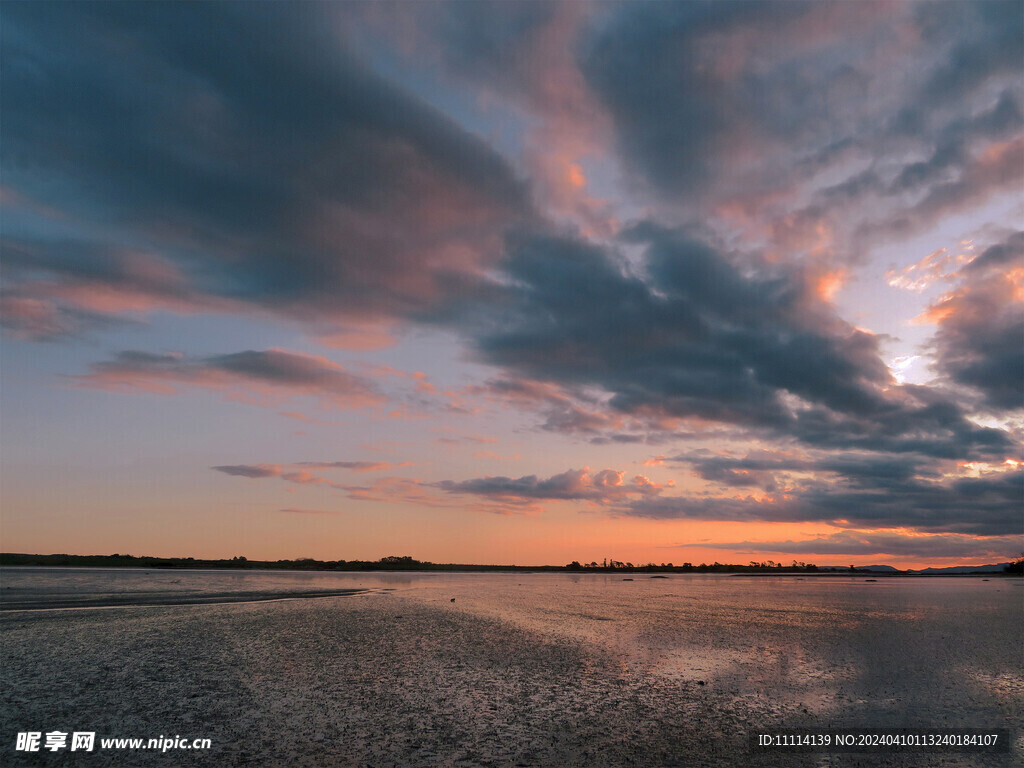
[0,552,552,572]
[3,552,1022,575]
[564,559,821,573]
[3,552,820,573]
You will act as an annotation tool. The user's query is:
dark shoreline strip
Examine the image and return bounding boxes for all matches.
[0,588,371,612]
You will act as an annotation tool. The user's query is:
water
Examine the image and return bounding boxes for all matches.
[3,567,1020,716]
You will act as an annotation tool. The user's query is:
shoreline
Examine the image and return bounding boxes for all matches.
[3,562,1018,577]
[0,588,373,612]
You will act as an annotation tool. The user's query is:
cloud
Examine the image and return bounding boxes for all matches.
[916,0,1024,104]
[581,1,811,197]
[923,232,1024,411]
[1,2,531,338]
[467,377,626,434]
[702,530,1023,560]
[433,431,500,446]
[424,450,1020,536]
[463,226,1012,460]
[679,449,938,494]
[215,463,667,515]
[213,465,281,479]
[212,446,1021,537]
[332,476,482,511]
[579,0,1023,266]
[4,2,1021,548]
[578,1,944,206]
[885,248,965,294]
[0,295,106,341]
[213,461,396,480]
[436,467,664,503]
[296,461,400,473]
[621,466,1023,536]
[76,349,382,409]
[211,462,507,514]
[895,137,1024,230]
[364,0,617,236]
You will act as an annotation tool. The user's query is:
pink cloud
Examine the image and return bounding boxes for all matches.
[0,296,78,340]
[314,325,398,351]
[214,460,402,483]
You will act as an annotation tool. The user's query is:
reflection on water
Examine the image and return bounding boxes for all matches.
[380,571,1022,729]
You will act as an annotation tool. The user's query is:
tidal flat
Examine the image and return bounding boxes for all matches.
[1,569,1021,767]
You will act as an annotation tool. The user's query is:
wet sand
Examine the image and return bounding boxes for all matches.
[1,576,1021,767]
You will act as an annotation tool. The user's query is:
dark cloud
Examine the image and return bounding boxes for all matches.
[886,90,1023,199]
[964,231,1024,274]
[798,90,1023,249]
[581,0,1022,260]
[703,530,1023,560]
[212,465,279,479]
[916,0,1024,104]
[787,396,1011,459]
[621,467,1022,536]
[678,450,934,493]
[468,225,1011,460]
[580,0,815,196]
[476,227,870,427]
[76,348,382,408]
[436,468,662,502]
[1,2,530,334]
[432,0,556,85]
[928,232,1024,411]
[468,377,625,435]
[431,446,1021,537]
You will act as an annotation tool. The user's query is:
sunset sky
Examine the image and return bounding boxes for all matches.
[2,1,1021,569]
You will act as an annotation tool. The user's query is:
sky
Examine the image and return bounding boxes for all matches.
[1,1,1021,569]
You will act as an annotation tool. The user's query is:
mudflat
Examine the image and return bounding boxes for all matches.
[1,572,1021,766]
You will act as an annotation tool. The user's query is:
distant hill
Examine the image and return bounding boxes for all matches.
[816,562,1014,574]
[909,563,1012,574]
